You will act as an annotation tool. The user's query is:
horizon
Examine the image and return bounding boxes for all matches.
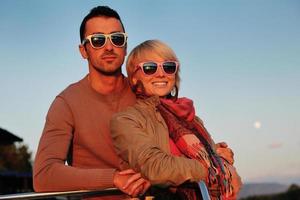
[0,0,299,186]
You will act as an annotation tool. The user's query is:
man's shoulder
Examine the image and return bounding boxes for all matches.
[58,77,87,99]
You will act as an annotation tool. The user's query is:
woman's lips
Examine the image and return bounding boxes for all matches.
[152,81,167,87]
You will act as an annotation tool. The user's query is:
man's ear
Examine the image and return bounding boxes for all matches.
[79,44,88,59]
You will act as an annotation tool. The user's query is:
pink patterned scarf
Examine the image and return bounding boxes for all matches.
[157,97,232,199]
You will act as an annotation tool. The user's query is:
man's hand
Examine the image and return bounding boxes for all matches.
[113,169,151,197]
[216,142,234,165]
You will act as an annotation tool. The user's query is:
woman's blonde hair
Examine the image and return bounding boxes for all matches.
[126,39,180,94]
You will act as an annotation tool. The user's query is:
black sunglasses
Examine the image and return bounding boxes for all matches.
[136,61,179,76]
[82,32,127,48]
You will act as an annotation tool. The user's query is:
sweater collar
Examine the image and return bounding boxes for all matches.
[81,75,133,102]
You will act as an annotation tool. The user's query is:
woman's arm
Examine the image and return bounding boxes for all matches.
[111,110,208,186]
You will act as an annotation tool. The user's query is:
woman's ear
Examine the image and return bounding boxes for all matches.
[79,44,88,59]
[131,76,138,85]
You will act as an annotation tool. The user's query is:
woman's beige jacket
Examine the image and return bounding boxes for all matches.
[111,96,208,186]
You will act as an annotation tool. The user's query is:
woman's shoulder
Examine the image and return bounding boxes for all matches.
[112,96,159,123]
[113,104,142,120]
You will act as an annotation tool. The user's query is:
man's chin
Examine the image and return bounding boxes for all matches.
[95,67,122,76]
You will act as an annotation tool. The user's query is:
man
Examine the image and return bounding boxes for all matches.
[33,6,149,199]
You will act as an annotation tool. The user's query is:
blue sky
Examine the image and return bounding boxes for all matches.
[0,0,299,184]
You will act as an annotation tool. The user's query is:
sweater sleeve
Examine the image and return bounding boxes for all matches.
[110,110,208,186]
[33,96,115,192]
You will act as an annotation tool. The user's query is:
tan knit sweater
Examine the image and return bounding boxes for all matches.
[33,75,135,199]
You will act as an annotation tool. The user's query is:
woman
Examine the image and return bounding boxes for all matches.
[111,40,242,199]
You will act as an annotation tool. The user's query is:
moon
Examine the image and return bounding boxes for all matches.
[254,121,261,129]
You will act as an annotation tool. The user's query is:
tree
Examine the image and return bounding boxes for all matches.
[0,143,32,172]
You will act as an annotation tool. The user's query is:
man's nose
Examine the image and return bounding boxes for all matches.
[104,38,113,51]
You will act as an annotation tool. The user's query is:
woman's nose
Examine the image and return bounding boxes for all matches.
[156,65,165,76]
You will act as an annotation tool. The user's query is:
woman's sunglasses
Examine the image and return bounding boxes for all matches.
[136,61,179,76]
[82,32,128,49]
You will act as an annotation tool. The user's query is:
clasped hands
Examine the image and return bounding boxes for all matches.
[113,169,151,197]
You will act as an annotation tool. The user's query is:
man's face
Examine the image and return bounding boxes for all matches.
[81,16,126,75]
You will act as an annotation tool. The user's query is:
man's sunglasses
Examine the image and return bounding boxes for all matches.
[82,32,128,49]
[136,61,179,76]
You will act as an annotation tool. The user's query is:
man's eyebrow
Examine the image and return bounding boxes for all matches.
[91,32,104,34]
[91,31,124,35]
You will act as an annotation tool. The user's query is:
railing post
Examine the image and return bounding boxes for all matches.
[198,181,211,200]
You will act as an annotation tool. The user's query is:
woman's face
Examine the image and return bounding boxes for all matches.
[132,53,176,97]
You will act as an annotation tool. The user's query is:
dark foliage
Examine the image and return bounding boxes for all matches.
[240,184,300,200]
[0,143,32,172]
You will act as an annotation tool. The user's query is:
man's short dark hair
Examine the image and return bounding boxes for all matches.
[80,6,125,43]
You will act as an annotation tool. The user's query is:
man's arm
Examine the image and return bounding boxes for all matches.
[215,142,234,165]
[34,97,148,195]
[114,169,151,197]
[215,142,242,198]
[34,96,117,191]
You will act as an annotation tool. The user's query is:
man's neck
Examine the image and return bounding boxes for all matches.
[88,71,124,95]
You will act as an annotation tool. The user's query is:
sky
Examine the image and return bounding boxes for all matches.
[0,0,299,185]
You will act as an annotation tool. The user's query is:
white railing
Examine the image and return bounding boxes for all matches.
[0,181,211,200]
